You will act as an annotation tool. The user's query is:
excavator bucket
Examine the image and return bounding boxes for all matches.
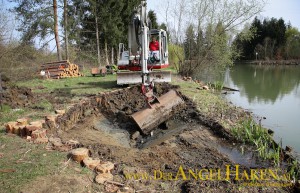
[131,89,185,135]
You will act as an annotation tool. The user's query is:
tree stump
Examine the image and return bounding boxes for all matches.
[70,148,90,162]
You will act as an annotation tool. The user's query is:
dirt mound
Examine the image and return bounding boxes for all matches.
[0,84,35,108]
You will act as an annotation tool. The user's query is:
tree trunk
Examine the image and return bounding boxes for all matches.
[53,0,62,61]
[0,73,2,91]
[111,47,114,65]
[63,0,69,60]
[95,6,101,67]
[105,39,109,66]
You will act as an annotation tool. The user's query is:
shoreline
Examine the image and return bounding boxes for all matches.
[235,60,300,65]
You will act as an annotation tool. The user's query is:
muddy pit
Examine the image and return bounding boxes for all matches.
[40,83,295,192]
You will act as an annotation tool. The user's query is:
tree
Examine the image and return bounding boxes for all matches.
[63,0,69,60]
[53,0,62,61]
[235,17,287,60]
[148,10,158,29]
[158,0,266,76]
[183,24,196,60]
[285,27,300,59]
[10,0,62,60]
[67,0,140,65]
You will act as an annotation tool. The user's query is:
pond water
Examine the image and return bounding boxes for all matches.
[223,64,300,153]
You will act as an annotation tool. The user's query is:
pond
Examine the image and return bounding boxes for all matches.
[223,64,300,153]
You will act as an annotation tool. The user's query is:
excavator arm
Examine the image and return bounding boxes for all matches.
[120,1,185,134]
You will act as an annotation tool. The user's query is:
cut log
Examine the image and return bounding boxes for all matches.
[5,122,17,133]
[83,157,101,170]
[29,120,44,128]
[17,118,28,126]
[40,60,83,79]
[96,161,114,174]
[31,129,47,139]
[13,124,21,135]
[95,173,114,184]
[25,125,40,136]
[70,148,90,162]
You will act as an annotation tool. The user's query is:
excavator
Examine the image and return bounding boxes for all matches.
[117,1,184,135]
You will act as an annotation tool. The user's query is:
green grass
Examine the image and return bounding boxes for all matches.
[231,119,281,165]
[16,72,118,96]
[0,105,27,125]
[173,78,231,118]
[208,81,224,91]
[32,99,54,111]
[0,132,70,193]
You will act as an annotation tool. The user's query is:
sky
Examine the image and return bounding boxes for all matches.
[261,0,300,29]
[147,0,300,30]
[1,0,300,48]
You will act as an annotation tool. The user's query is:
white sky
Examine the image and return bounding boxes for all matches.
[147,0,300,30]
[2,0,299,49]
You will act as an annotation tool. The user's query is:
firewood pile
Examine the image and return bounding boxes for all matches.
[40,60,84,79]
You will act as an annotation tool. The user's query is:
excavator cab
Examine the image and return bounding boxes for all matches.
[117,29,171,85]
[147,29,169,68]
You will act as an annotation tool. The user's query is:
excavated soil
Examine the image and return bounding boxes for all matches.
[1,79,294,192]
[0,80,36,108]
[44,83,293,192]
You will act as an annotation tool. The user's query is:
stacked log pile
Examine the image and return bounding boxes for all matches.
[41,60,84,79]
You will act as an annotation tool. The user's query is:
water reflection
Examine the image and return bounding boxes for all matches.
[223,64,300,152]
[227,65,300,103]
